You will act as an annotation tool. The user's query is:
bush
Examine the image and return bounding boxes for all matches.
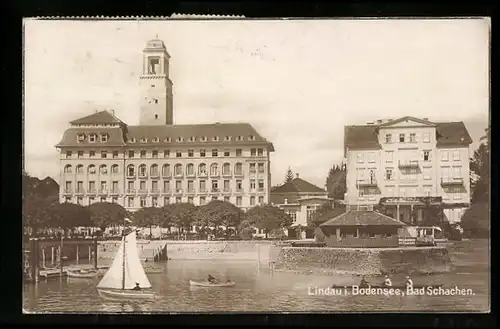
[461,202,489,239]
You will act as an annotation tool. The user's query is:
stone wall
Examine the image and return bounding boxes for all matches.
[164,240,275,260]
[274,246,454,275]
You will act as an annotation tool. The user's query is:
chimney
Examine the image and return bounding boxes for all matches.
[111,109,115,116]
[296,173,299,178]
[284,198,288,204]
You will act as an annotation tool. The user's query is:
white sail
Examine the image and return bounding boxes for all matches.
[97,231,151,290]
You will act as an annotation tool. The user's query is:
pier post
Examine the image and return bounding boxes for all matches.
[42,247,46,269]
[257,244,261,269]
[29,238,39,283]
[88,245,91,263]
[93,238,98,269]
[51,247,54,265]
[60,237,64,277]
[76,245,79,264]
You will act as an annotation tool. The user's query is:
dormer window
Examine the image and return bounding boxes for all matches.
[128,138,136,143]
[212,136,219,142]
[176,137,183,142]
[224,136,232,141]
[140,137,148,143]
[248,135,256,141]
[88,134,97,143]
[100,134,109,143]
[237,136,243,141]
[152,137,159,143]
[164,137,171,143]
[201,136,207,142]
[189,136,196,142]
[77,134,85,143]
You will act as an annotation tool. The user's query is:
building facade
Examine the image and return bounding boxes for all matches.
[270,173,331,239]
[55,38,274,211]
[344,116,472,224]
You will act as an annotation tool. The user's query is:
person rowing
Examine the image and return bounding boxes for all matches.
[383,275,392,287]
[405,275,413,289]
[207,274,219,284]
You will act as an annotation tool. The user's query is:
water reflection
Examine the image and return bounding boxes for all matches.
[23,240,489,313]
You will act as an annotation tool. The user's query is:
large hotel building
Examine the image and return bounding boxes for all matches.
[56,38,274,211]
[344,116,472,224]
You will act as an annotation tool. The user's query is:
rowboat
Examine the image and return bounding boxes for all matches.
[189,280,236,287]
[97,229,157,301]
[67,269,99,278]
[332,284,443,290]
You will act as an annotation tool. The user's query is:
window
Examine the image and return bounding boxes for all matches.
[89,134,97,143]
[77,181,83,193]
[258,148,263,156]
[186,163,194,176]
[148,57,160,74]
[112,151,118,158]
[224,150,230,157]
[357,153,363,163]
[441,167,451,180]
[385,151,394,163]
[189,136,196,142]
[163,150,170,158]
[258,180,264,192]
[249,135,256,141]
[164,137,171,143]
[188,149,194,157]
[174,164,183,176]
[176,151,182,158]
[77,134,85,143]
[224,136,231,141]
[101,151,107,158]
[64,165,72,173]
[152,137,159,143]
[162,164,170,177]
[441,151,449,161]
[100,165,107,174]
[78,151,84,158]
[200,196,206,205]
[236,196,242,206]
[399,187,407,197]
[423,150,431,161]
[128,138,136,143]
[65,151,72,159]
[423,132,430,143]
[250,179,256,190]
[385,134,392,143]
[150,164,159,177]
[306,206,317,221]
[88,165,96,174]
[250,196,256,206]
[399,134,405,143]
[139,164,147,177]
[163,180,170,192]
[89,151,95,158]
[140,150,146,158]
[152,197,158,207]
[76,165,84,174]
[251,148,256,157]
[258,163,264,172]
[258,196,264,204]
[140,181,146,191]
[410,133,417,143]
[223,180,230,192]
[250,163,256,173]
[198,163,207,175]
[452,150,460,161]
[236,149,242,156]
[65,181,72,192]
[140,197,147,207]
[212,149,218,157]
[237,136,243,141]
[199,180,206,192]
[235,163,243,175]
[211,180,219,192]
[100,181,107,193]
[453,166,462,178]
[128,151,134,158]
[88,181,96,193]
[385,169,393,180]
[187,180,194,193]
[236,180,242,191]
[164,197,170,205]
[368,152,376,163]
[100,134,108,142]
[152,150,158,158]
[200,149,206,157]
[210,163,219,176]
[112,181,119,193]
[201,136,207,142]
[423,186,432,197]
[212,136,219,142]
[222,163,231,175]
[423,167,432,180]
[176,197,182,203]
[153,99,158,104]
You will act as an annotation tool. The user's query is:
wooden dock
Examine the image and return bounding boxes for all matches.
[38,264,109,279]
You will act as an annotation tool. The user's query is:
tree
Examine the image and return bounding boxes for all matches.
[169,203,197,237]
[284,167,294,184]
[470,142,489,203]
[87,202,127,233]
[460,203,489,238]
[132,207,163,239]
[244,205,293,239]
[194,200,243,239]
[23,196,56,236]
[325,163,346,200]
[49,202,91,236]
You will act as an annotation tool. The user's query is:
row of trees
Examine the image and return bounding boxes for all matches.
[23,173,294,240]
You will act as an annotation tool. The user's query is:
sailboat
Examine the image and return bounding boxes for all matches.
[97,230,156,300]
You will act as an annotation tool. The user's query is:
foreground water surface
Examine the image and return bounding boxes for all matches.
[23,240,489,313]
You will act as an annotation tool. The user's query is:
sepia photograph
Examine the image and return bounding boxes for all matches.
[22,17,490,313]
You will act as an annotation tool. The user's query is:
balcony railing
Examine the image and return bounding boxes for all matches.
[398,160,419,168]
[234,171,244,177]
[138,172,148,178]
[440,177,464,186]
[222,171,232,177]
[187,189,196,194]
[258,188,265,193]
[63,189,73,194]
[186,172,196,178]
[138,189,148,194]
[150,172,160,178]
[162,189,171,194]
[210,171,220,177]
[162,172,171,178]
[356,179,378,187]
[175,189,183,194]
[174,173,184,178]
[126,189,136,194]
[198,171,208,177]
[235,188,244,193]
[199,188,208,193]
[110,189,120,195]
[151,189,161,195]
[127,173,136,178]
[223,188,231,194]
[98,189,108,195]
[87,189,97,195]
[211,188,220,194]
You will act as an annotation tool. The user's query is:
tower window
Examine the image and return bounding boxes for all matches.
[154,99,158,104]
[151,84,155,87]
[155,114,158,119]
[148,57,160,75]
[164,137,171,143]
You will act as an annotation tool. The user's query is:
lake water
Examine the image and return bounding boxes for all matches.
[23,240,489,313]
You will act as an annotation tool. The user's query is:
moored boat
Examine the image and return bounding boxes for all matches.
[67,269,99,278]
[97,229,157,301]
[189,280,236,287]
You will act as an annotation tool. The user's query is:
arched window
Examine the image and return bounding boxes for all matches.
[111,164,119,174]
[88,165,96,174]
[64,165,72,174]
[222,163,231,175]
[234,163,243,175]
[76,165,84,174]
[198,163,207,175]
[150,164,159,177]
[127,164,135,177]
[210,163,219,176]
[99,164,107,174]
[139,164,147,177]
[174,164,183,176]
[186,163,194,176]
[162,164,170,177]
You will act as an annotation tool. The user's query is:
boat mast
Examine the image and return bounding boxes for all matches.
[121,234,126,290]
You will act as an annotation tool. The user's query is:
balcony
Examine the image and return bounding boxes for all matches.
[186,189,196,195]
[398,160,419,168]
[150,172,160,178]
[234,171,244,178]
[175,189,183,195]
[174,173,184,178]
[63,189,73,195]
[186,172,196,178]
[98,189,108,196]
[126,173,136,179]
[162,172,171,178]
[87,189,97,196]
[258,188,265,193]
[138,173,148,179]
[162,189,172,195]
[150,189,161,195]
[235,188,244,194]
[199,188,208,194]
[210,188,220,194]
[210,171,220,178]
[441,177,464,186]
[356,179,378,187]
[126,189,136,195]
[222,188,231,194]
[138,189,148,194]
[110,190,120,196]
[222,171,232,177]
[198,171,208,178]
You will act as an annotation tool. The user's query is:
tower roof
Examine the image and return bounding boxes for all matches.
[144,37,168,53]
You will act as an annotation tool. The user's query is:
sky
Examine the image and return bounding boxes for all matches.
[24,18,490,188]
